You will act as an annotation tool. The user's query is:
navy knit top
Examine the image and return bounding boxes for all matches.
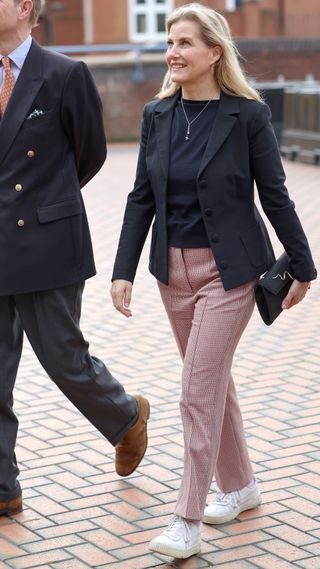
[167,98,219,248]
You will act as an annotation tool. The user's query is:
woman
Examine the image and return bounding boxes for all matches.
[111,3,316,560]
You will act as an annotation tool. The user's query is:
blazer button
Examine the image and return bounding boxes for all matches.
[199,179,208,189]
[17,219,25,227]
[27,150,35,158]
[219,260,228,270]
[204,208,213,217]
[211,234,219,243]
[15,184,23,192]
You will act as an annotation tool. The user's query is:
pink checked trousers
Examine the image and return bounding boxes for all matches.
[158,247,256,520]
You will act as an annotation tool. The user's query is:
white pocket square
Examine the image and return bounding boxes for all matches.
[26,109,45,120]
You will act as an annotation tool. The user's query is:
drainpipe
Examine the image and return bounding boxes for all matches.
[83,0,94,43]
[278,0,285,36]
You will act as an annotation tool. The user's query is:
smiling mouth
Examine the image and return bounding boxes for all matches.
[171,64,186,70]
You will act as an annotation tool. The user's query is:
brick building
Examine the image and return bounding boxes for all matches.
[34,0,320,45]
[32,1,320,144]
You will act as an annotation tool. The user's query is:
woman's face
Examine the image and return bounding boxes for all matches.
[166,19,221,90]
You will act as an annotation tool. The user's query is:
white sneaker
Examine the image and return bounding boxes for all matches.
[149,515,201,559]
[203,480,261,524]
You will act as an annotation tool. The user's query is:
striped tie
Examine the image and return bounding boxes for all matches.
[0,57,15,117]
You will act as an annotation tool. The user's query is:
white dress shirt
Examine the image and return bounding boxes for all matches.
[0,35,32,88]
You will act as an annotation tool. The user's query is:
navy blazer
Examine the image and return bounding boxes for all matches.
[0,40,106,296]
[112,90,316,290]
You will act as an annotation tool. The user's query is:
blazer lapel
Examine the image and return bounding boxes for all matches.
[0,40,44,166]
[153,90,240,183]
[154,91,180,183]
[198,91,240,177]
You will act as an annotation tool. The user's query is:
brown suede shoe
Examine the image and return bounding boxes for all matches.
[115,395,150,476]
[0,495,23,516]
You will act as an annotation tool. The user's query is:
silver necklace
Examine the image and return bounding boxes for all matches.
[180,97,214,141]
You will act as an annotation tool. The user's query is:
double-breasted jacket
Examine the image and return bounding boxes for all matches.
[0,40,106,296]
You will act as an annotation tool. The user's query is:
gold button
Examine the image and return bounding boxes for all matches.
[15,184,22,192]
[27,150,35,158]
[17,219,25,227]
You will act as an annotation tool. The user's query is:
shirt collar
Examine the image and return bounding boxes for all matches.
[0,35,32,69]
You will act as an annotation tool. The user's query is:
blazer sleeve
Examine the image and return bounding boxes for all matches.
[249,103,317,282]
[112,104,156,283]
[61,61,107,188]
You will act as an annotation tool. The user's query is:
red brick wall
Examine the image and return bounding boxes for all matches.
[239,38,320,81]
[225,0,278,38]
[33,0,83,45]
[285,0,320,37]
[33,0,320,45]
[93,0,129,44]
[175,0,226,10]
[87,38,320,141]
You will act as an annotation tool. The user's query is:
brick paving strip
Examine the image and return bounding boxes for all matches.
[0,147,319,569]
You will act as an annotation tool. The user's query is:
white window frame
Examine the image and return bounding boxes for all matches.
[225,0,237,11]
[128,0,173,43]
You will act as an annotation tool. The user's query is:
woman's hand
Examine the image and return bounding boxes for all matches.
[111,280,133,318]
[282,279,311,310]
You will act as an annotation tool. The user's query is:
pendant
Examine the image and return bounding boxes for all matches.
[185,135,189,141]
[185,125,190,141]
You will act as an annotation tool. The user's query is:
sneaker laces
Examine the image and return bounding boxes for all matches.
[164,515,191,543]
[216,490,241,508]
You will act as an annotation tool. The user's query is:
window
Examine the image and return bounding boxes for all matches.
[129,0,173,42]
[225,0,241,10]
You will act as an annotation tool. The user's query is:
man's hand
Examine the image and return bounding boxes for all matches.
[282,279,311,310]
[111,280,133,317]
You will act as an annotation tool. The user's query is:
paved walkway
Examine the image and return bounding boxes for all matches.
[0,147,319,569]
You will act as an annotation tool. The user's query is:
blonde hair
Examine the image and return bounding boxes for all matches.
[157,2,261,101]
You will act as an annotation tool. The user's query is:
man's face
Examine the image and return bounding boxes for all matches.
[0,0,22,36]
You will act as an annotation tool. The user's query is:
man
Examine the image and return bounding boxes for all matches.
[0,0,149,516]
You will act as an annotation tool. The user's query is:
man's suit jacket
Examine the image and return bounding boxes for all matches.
[0,40,106,296]
[112,90,316,290]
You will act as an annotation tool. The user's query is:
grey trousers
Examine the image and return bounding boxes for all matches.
[0,282,138,501]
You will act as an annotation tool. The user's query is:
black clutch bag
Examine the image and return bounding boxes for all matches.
[255,252,294,325]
